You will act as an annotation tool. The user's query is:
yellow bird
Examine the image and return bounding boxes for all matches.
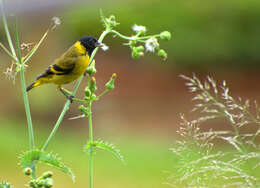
[26,36,102,102]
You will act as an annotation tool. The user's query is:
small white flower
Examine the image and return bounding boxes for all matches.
[145,37,159,52]
[101,43,109,51]
[132,24,146,33]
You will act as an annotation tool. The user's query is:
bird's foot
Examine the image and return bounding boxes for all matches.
[68,95,75,103]
[59,87,75,103]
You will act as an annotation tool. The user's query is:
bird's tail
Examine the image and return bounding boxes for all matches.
[26,80,41,92]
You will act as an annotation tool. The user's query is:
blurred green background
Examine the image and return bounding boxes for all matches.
[1,0,260,187]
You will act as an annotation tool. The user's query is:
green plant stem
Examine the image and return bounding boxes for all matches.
[88,101,94,188]
[110,30,132,40]
[20,67,35,148]
[14,18,35,151]
[23,30,49,64]
[20,67,36,179]
[0,43,17,61]
[72,97,89,103]
[42,30,110,151]
[42,101,70,150]
[1,3,35,152]
[0,0,17,57]
[110,30,160,41]
[97,89,109,99]
[1,1,35,152]
[14,19,36,179]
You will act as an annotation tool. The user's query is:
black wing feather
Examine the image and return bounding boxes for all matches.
[52,64,74,75]
[36,64,74,80]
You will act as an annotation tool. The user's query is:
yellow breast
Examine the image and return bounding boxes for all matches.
[74,41,86,55]
[72,55,90,75]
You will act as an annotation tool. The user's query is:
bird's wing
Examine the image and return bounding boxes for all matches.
[51,57,78,75]
[55,55,78,68]
[50,43,86,73]
[48,63,74,75]
[36,57,77,79]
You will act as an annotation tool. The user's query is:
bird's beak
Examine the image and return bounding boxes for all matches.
[95,41,104,48]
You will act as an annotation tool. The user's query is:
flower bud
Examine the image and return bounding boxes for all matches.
[79,105,88,115]
[1,182,11,188]
[85,60,97,75]
[91,93,97,101]
[160,31,171,40]
[36,179,45,186]
[89,77,97,93]
[105,73,117,91]
[109,15,115,21]
[29,180,37,188]
[44,178,54,188]
[129,40,136,47]
[132,51,144,59]
[157,49,167,60]
[84,88,91,98]
[131,47,144,59]
[24,167,32,176]
[42,171,53,179]
[107,15,119,28]
[135,46,144,52]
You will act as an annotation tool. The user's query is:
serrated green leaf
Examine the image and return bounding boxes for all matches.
[0,182,11,188]
[19,150,75,181]
[86,140,125,164]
